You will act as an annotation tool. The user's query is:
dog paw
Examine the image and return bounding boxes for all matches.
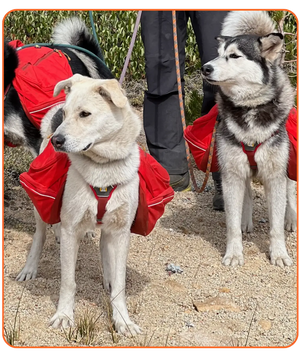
[241,221,253,233]
[222,251,244,267]
[285,216,297,232]
[270,250,292,267]
[84,231,95,241]
[115,320,142,337]
[49,312,74,329]
[16,265,38,281]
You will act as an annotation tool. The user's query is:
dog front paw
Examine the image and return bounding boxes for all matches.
[115,320,142,337]
[241,221,253,233]
[270,249,292,267]
[49,311,74,329]
[222,249,244,267]
[285,212,297,232]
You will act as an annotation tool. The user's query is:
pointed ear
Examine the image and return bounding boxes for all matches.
[97,79,127,108]
[215,35,231,44]
[258,33,284,62]
[53,74,84,97]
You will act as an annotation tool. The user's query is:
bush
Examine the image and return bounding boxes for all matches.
[4,10,297,84]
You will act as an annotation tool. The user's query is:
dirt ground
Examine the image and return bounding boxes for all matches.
[3,110,298,348]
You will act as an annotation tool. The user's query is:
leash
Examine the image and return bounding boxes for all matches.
[119,11,142,85]
[172,10,217,193]
[88,11,105,62]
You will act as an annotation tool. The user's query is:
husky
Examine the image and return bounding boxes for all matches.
[17,74,142,335]
[201,11,297,267]
[4,17,113,157]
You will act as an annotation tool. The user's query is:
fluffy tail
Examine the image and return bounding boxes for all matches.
[51,17,104,61]
[221,11,276,37]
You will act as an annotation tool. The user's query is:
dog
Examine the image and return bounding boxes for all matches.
[17,74,142,335]
[201,11,297,267]
[4,17,113,157]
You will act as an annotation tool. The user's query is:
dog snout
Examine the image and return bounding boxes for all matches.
[201,64,214,77]
[51,134,65,148]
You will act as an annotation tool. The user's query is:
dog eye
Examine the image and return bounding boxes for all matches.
[79,111,91,118]
[229,53,241,59]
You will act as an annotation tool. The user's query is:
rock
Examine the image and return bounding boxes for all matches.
[165,279,186,293]
[193,295,240,312]
[259,319,272,331]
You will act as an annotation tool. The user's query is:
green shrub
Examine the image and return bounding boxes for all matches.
[3,10,297,84]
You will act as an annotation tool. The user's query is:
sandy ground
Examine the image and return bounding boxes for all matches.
[3,118,298,348]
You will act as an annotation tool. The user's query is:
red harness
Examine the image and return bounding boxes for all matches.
[89,186,117,224]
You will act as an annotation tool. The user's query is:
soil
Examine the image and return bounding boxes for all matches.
[3,109,298,348]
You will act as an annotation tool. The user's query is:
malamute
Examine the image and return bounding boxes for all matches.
[201,11,297,267]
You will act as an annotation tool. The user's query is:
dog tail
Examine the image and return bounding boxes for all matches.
[51,17,104,62]
[221,11,276,37]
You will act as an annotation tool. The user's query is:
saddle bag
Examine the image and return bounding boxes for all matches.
[19,141,70,224]
[10,40,73,129]
[20,143,174,235]
[184,105,297,181]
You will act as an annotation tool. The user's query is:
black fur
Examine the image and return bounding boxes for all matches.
[51,108,64,133]
[4,31,114,155]
[4,41,19,90]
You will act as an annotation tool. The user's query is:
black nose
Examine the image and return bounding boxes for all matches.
[201,64,214,76]
[51,134,65,148]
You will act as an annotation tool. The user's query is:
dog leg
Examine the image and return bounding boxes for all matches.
[16,208,47,281]
[222,173,246,266]
[264,177,292,267]
[52,223,61,243]
[100,228,141,336]
[49,226,80,328]
[285,178,297,232]
[241,177,253,233]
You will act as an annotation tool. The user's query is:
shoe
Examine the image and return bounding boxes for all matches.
[213,178,224,211]
[169,172,191,192]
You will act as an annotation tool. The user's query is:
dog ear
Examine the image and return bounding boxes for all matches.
[215,35,231,44]
[53,74,84,97]
[258,33,284,63]
[98,79,127,108]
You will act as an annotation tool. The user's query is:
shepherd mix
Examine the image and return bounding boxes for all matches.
[19,75,142,335]
[201,11,297,267]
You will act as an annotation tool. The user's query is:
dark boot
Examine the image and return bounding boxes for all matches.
[212,172,224,211]
[169,172,191,192]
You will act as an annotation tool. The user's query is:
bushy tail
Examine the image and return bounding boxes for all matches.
[221,11,276,37]
[51,17,104,61]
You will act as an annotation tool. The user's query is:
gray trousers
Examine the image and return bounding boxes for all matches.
[141,10,228,175]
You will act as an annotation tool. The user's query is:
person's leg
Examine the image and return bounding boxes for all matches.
[141,11,190,191]
[190,10,228,208]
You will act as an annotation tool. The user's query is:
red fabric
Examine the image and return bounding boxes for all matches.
[184,105,297,181]
[19,141,70,224]
[90,186,117,224]
[10,41,73,129]
[240,143,262,170]
[20,146,174,235]
[131,148,175,236]
[184,104,219,173]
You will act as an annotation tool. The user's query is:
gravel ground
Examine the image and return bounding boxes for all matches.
[3,107,298,348]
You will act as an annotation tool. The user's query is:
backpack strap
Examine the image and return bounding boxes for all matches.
[90,185,117,224]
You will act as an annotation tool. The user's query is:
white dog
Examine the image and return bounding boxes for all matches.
[18,74,142,335]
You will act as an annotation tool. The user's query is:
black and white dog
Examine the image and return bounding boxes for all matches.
[201,11,297,267]
[4,17,114,157]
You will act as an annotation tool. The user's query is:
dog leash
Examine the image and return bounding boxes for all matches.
[119,11,142,85]
[172,10,217,193]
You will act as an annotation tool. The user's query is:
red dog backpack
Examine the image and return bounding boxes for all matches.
[10,40,73,129]
[20,143,174,236]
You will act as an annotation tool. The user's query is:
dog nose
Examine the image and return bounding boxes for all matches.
[51,134,65,148]
[201,64,214,76]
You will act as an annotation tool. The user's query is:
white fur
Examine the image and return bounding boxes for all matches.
[203,11,296,267]
[17,75,142,335]
[221,11,275,37]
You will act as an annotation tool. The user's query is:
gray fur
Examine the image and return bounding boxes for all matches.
[201,11,296,267]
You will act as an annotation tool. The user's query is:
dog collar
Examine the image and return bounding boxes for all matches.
[90,185,117,224]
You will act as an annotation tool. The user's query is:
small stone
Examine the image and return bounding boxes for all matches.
[193,295,240,312]
[219,287,231,293]
[258,319,272,331]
